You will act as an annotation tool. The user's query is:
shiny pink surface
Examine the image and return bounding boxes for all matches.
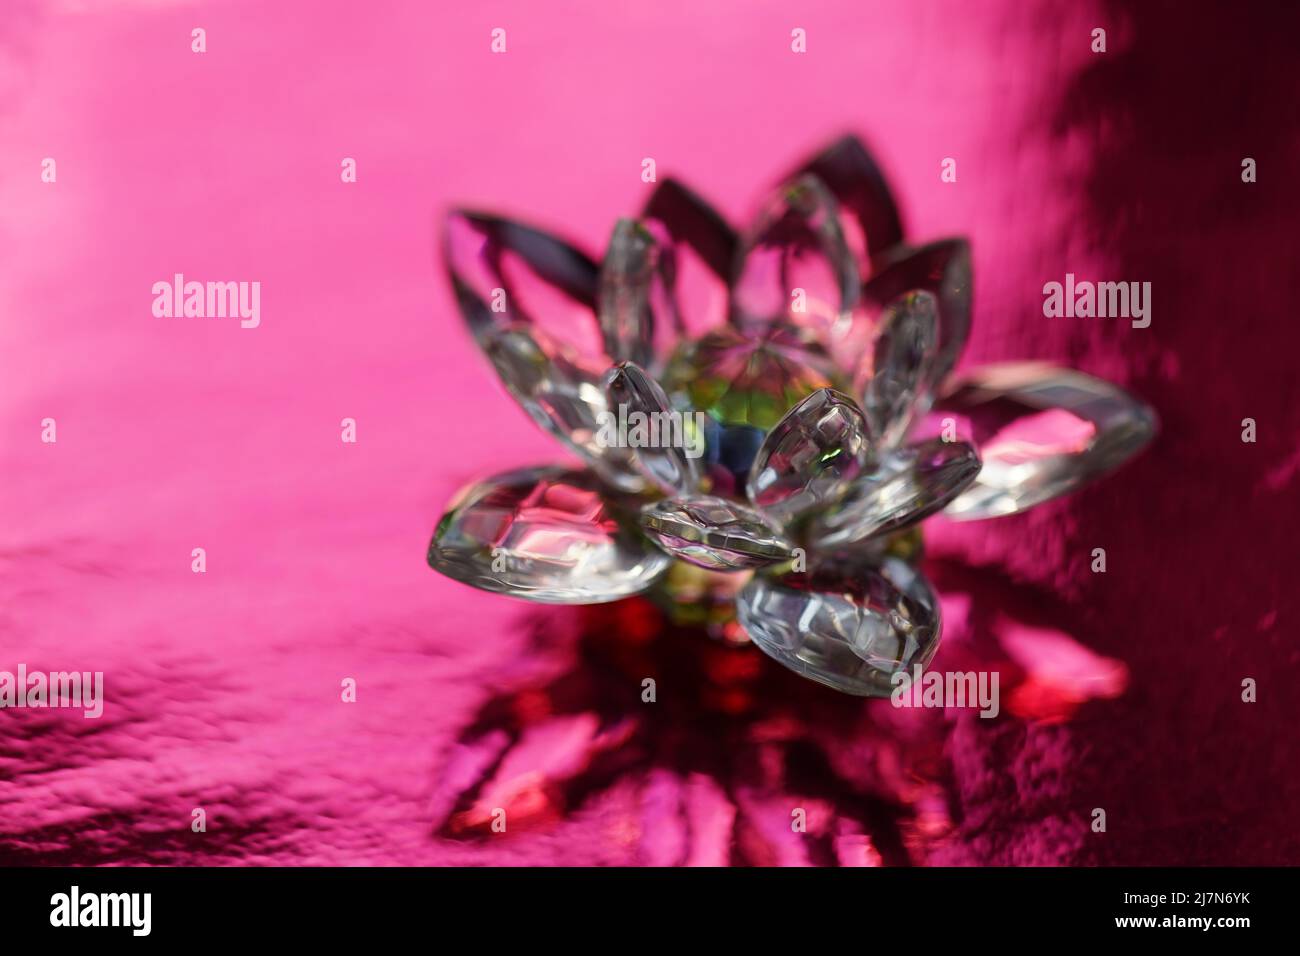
[1,0,1297,864]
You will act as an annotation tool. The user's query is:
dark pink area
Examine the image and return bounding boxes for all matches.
[0,0,1296,864]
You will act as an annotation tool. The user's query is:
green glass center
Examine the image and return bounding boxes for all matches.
[660,324,845,431]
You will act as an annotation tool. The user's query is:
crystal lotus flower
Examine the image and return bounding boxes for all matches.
[429,135,1156,697]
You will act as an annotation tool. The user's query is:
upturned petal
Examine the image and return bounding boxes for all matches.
[860,239,972,394]
[482,326,642,492]
[428,466,669,604]
[603,361,701,496]
[640,495,796,571]
[746,388,872,524]
[444,210,602,357]
[730,175,859,340]
[737,556,941,696]
[444,211,649,490]
[933,363,1157,520]
[810,438,981,548]
[642,178,738,337]
[789,133,905,267]
[597,219,680,370]
[857,290,940,447]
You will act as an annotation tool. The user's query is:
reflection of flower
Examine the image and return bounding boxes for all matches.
[429,134,1155,696]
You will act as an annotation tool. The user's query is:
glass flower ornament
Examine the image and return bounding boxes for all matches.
[429,135,1156,697]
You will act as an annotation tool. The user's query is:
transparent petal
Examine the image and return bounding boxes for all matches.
[444,210,602,360]
[935,363,1157,520]
[860,239,972,392]
[483,327,643,492]
[597,219,679,370]
[428,466,669,604]
[737,557,941,696]
[604,362,701,496]
[639,495,796,571]
[789,133,905,268]
[730,175,859,340]
[444,211,644,488]
[642,178,737,339]
[746,388,872,524]
[858,290,940,447]
[811,438,981,547]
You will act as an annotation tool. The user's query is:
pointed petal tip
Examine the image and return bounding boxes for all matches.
[441,207,508,243]
[807,132,876,168]
[731,174,859,334]
[938,363,1158,521]
[640,177,739,303]
[603,361,700,496]
[428,466,669,604]
[641,176,716,215]
[746,387,872,521]
[598,219,677,367]
[858,288,941,447]
[793,132,905,257]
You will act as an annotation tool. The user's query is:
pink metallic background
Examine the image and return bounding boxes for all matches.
[1,0,1297,864]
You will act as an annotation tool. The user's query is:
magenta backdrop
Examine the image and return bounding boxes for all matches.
[1,0,1297,865]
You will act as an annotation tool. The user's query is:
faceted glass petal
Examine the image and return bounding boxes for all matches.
[642,178,737,339]
[597,219,680,370]
[936,363,1157,520]
[730,175,859,340]
[858,290,940,448]
[642,178,737,278]
[482,326,643,492]
[790,134,905,267]
[639,495,796,571]
[811,438,981,547]
[737,557,941,696]
[444,210,602,359]
[860,239,972,393]
[604,362,700,496]
[746,388,872,524]
[429,466,670,604]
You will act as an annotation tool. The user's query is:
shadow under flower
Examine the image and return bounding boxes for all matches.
[429,550,1134,865]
